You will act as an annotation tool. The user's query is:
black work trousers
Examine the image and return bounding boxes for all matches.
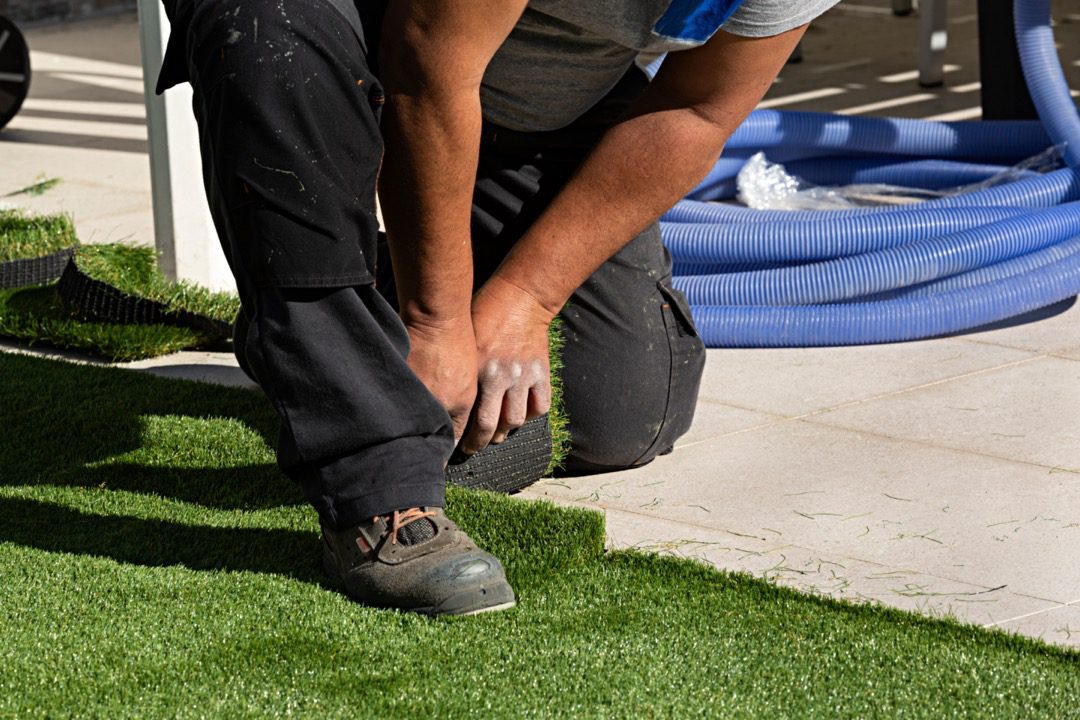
[161,0,705,530]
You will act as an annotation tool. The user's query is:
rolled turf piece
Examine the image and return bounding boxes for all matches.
[445,414,553,494]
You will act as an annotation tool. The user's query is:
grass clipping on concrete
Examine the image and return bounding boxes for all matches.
[2,352,1079,718]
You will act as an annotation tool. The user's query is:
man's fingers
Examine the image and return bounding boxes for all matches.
[460,384,503,455]
[450,406,471,445]
[460,359,549,453]
[526,377,551,420]
[492,385,529,444]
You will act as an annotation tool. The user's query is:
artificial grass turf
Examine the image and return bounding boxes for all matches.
[0,210,77,262]
[0,285,202,361]
[2,352,1080,718]
[546,316,569,473]
[0,221,232,360]
[0,215,571,466]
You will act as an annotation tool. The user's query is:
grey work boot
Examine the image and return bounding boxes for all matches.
[321,507,516,616]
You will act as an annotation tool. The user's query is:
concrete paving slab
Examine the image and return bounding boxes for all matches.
[526,419,1080,604]
[586,505,1063,629]
[0,342,255,389]
[815,356,1080,472]
[0,140,155,245]
[0,16,153,246]
[0,338,109,366]
[697,341,1037,417]
[122,352,257,390]
[676,399,779,448]
[955,299,1080,356]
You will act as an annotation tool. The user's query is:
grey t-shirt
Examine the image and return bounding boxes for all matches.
[481,0,840,131]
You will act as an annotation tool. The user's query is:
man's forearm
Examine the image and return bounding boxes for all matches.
[377,0,526,328]
[491,107,729,316]
[379,89,480,326]
[491,26,806,315]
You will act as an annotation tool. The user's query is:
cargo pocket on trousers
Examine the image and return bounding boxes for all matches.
[636,280,707,464]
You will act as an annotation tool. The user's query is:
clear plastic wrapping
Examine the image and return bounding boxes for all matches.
[735,146,1064,211]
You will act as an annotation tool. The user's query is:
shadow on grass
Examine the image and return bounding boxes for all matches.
[2,352,301,511]
[2,351,607,595]
[0,495,324,582]
[78,463,303,511]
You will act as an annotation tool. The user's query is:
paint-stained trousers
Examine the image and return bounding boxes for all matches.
[158,0,705,530]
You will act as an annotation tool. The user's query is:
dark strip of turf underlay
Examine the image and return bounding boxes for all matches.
[4,348,1080,716]
[70,244,240,326]
[0,245,75,289]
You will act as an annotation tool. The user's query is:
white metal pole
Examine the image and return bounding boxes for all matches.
[918,0,949,88]
[136,0,235,293]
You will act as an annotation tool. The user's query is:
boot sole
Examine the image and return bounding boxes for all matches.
[456,599,517,616]
[322,547,517,617]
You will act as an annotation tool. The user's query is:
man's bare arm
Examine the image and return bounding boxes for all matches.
[464,26,807,452]
[378,1,526,440]
[491,26,806,317]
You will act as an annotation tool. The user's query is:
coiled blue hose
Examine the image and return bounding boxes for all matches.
[1015,0,1080,166]
[667,0,1080,347]
[667,168,1080,223]
[690,250,1080,347]
[663,207,1029,263]
[677,203,1080,305]
[725,111,1051,159]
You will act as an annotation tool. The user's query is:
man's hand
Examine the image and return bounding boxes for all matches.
[405,315,478,444]
[379,1,528,447]
[460,276,555,455]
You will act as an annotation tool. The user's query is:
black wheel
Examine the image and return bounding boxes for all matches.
[0,16,31,131]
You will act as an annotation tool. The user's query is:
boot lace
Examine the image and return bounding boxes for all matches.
[387,507,438,545]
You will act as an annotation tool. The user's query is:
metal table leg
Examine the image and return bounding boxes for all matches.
[136,0,235,292]
[918,0,949,87]
[977,0,1037,120]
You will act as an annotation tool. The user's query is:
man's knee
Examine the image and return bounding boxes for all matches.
[558,271,706,473]
[560,334,705,473]
[562,380,701,472]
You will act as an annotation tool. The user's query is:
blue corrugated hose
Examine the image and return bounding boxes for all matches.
[667,0,1080,347]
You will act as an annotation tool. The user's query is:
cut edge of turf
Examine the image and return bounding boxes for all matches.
[73,244,241,324]
[599,547,1080,661]
[3,352,1079,666]
[546,316,569,475]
